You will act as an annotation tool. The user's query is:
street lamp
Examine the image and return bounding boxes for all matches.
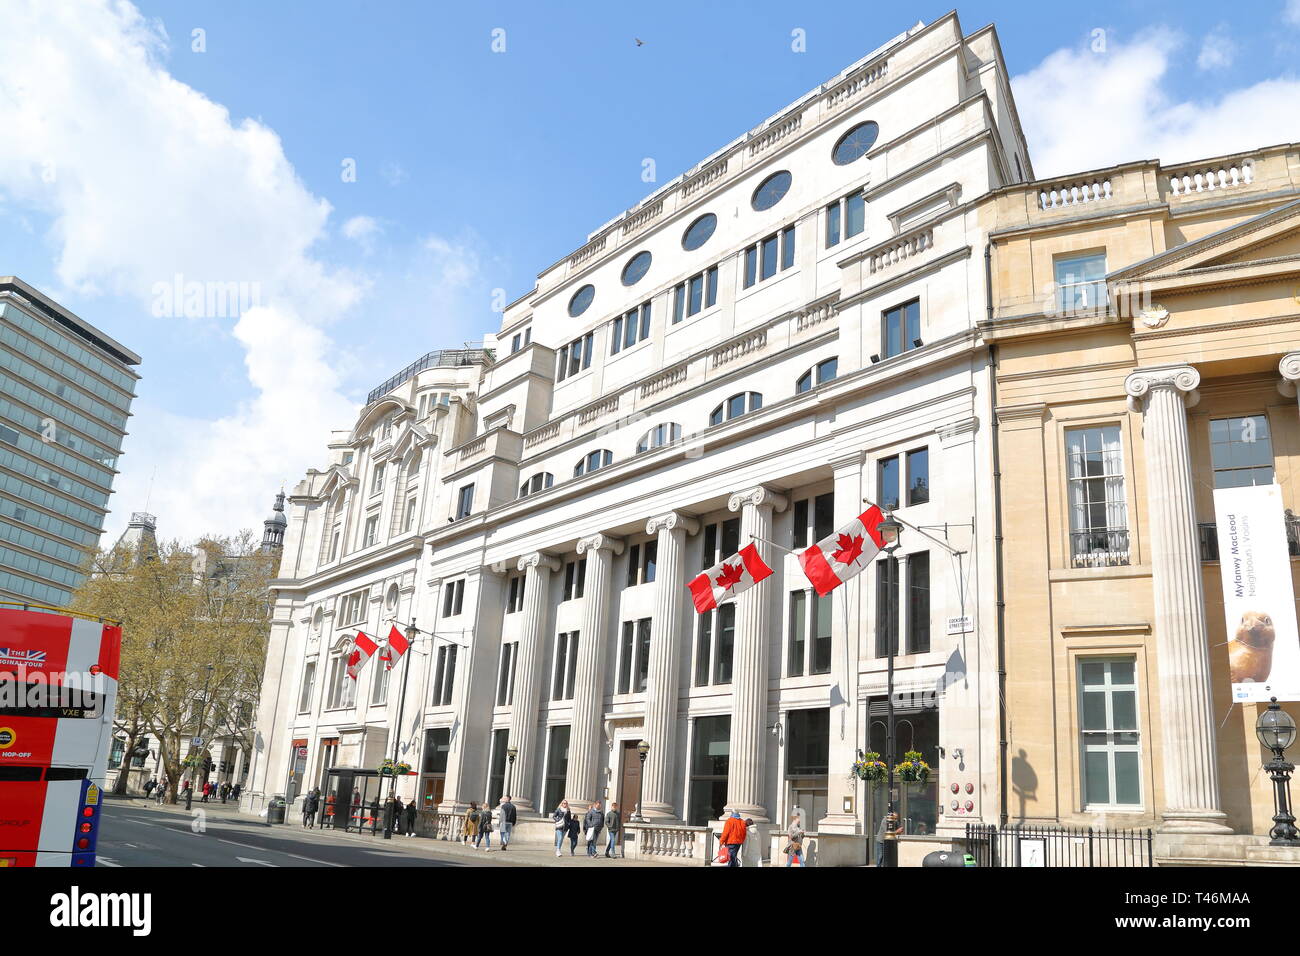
[1256,697,1300,846]
[506,745,518,800]
[879,513,902,867]
[633,740,650,823]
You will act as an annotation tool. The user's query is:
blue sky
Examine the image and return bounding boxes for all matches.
[0,0,1298,542]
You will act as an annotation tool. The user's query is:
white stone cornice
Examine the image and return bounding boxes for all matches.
[517,551,561,573]
[1279,352,1300,397]
[646,511,701,536]
[576,533,625,557]
[1125,365,1200,412]
[727,484,790,514]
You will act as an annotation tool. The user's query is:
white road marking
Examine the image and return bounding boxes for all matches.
[97,856,122,867]
[235,856,277,867]
[217,837,345,868]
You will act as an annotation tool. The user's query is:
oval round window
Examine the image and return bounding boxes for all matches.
[621,251,652,286]
[568,284,595,317]
[681,213,717,251]
[832,121,879,166]
[312,607,323,632]
[751,170,792,211]
[385,584,399,611]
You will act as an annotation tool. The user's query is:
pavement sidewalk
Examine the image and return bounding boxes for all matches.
[110,794,681,867]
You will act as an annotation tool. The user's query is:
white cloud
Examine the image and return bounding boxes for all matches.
[1014,28,1300,178]
[0,1,477,543]
[1197,28,1236,70]
[342,214,381,254]
[1286,0,1300,27]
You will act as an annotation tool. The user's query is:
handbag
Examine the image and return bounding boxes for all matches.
[585,827,595,841]
[714,845,730,865]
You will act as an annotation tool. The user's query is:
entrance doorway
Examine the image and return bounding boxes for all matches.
[618,740,642,814]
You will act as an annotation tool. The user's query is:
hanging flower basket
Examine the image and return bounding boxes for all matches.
[895,751,931,784]
[378,759,412,776]
[850,752,888,783]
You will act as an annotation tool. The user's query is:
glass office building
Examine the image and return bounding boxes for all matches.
[0,277,140,606]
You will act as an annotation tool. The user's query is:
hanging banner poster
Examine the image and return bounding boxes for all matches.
[1214,484,1300,702]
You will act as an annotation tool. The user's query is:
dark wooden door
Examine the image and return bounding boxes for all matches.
[619,741,641,812]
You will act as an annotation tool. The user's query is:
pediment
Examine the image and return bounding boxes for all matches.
[316,463,357,500]
[1110,198,1300,290]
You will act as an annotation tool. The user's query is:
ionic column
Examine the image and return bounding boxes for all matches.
[725,485,788,822]
[1124,366,1230,833]
[566,533,624,806]
[509,551,560,813]
[1279,352,1300,412]
[642,511,700,819]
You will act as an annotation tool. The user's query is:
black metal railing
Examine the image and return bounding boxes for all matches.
[1069,529,1130,568]
[965,823,1153,867]
[1200,511,1300,561]
[365,348,493,406]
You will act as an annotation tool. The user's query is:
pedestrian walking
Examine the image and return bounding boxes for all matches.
[719,811,749,868]
[220,782,229,804]
[303,788,320,829]
[475,800,494,850]
[583,801,604,857]
[605,801,621,858]
[567,809,581,855]
[498,795,516,850]
[384,795,400,835]
[143,778,156,797]
[156,778,168,805]
[552,800,572,857]
[403,796,418,836]
[324,791,337,828]
[200,781,210,803]
[462,802,479,844]
[785,812,805,867]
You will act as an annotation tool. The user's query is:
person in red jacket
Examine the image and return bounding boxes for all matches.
[719,811,752,867]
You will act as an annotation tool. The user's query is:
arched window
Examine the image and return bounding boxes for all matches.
[636,422,682,454]
[709,392,762,427]
[519,472,555,499]
[796,357,839,394]
[573,449,614,477]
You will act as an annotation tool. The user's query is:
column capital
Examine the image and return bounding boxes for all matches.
[646,511,700,536]
[576,533,625,556]
[517,551,561,573]
[1125,365,1200,411]
[1279,352,1300,397]
[727,484,789,514]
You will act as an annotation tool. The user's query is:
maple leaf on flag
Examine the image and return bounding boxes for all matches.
[832,533,865,566]
[715,562,746,591]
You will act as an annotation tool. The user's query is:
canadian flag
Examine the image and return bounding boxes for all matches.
[346,631,379,680]
[798,505,887,597]
[382,625,410,671]
[687,542,774,614]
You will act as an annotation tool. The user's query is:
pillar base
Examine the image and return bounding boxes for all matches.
[1158,809,1233,834]
[723,802,769,824]
[639,802,680,823]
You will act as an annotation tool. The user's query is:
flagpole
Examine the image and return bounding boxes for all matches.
[382,619,416,840]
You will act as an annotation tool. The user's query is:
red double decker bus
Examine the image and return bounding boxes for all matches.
[0,605,121,867]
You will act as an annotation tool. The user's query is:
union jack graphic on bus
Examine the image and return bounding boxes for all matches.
[0,647,47,665]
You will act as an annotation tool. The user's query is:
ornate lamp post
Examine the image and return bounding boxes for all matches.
[1256,697,1300,846]
[877,512,903,867]
[506,745,518,800]
[633,740,650,822]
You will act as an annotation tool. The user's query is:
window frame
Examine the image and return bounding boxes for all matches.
[882,298,921,359]
[709,392,762,427]
[1077,656,1143,810]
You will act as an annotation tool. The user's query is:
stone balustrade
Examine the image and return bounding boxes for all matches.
[1166,158,1254,197]
[577,394,620,426]
[681,158,728,197]
[712,329,767,368]
[748,111,803,157]
[1038,177,1113,210]
[621,200,664,237]
[628,823,712,863]
[868,227,934,275]
[822,58,889,112]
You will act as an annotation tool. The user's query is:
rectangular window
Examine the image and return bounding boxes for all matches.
[370,649,390,705]
[781,225,796,270]
[674,268,719,323]
[875,557,899,658]
[1210,414,1274,489]
[363,515,378,547]
[553,631,579,700]
[544,725,570,813]
[1055,253,1108,313]
[497,641,518,706]
[625,540,657,587]
[487,728,510,808]
[441,579,464,618]
[618,620,635,694]
[883,299,921,358]
[695,612,712,687]
[432,644,457,707]
[826,201,842,248]
[562,558,586,601]
[813,491,834,541]
[556,345,569,382]
[636,618,651,693]
[907,552,930,655]
[611,302,652,354]
[338,588,369,626]
[371,463,385,495]
[1078,657,1141,808]
[626,543,641,589]
[760,234,778,280]
[298,662,316,714]
[328,526,341,561]
[673,285,685,324]
[879,455,900,512]
[826,191,866,247]
[907,448,929,506]
[793,498,810,549]
[714,603,735,684]
[403,497,417,532]
[812,592,832,674]
[1066,425,1129,568]
[688,715,730,827]
[743,246,757,288]
[505,574,526,614]
[788,590,806,678]
[615,619,652,695]
[644,540,657,583]
[688,273,703,314]
[705,266,718,308]
[455,483,474,520]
